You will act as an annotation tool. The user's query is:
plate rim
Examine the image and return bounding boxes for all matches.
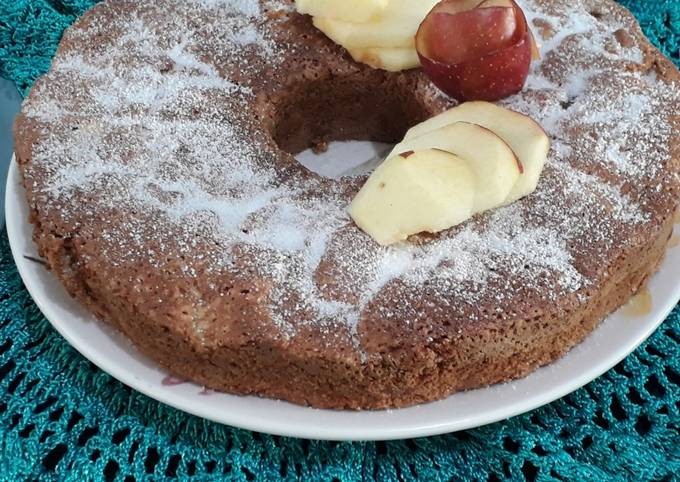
[6,157,680,440]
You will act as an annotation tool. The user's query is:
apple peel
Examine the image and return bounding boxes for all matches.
[478,0,541,59]
[416,0,537,100]
[426,8,518,65]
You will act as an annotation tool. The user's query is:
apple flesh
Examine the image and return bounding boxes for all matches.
[312,0,439,50]
[313,15,416,49]
[404,101,550,203]
[349,149,475,245]
[349,102,549,245]
[377,0,445,21]
[347,47,420,72]
[389,122,521,212]
[295,0,388,23]
[416,0,534,101]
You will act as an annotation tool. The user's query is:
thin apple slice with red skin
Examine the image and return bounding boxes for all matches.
[426,8,518,65]
[417,0,534,101]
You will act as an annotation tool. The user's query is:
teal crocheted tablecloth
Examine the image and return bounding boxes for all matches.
[0,0,679,480]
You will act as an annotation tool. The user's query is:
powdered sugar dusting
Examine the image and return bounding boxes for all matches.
[198,0,261,16]
[19,0,679,355]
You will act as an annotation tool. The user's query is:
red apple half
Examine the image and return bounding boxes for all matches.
[416,0,536,101]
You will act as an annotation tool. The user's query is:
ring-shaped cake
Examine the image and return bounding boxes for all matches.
[14,0,680,408]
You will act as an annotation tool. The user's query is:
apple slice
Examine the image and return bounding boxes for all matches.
[416,0,533,101]
[404,101,550,202]
[347,47,420,71]
[312,0,440,49]
[379,0,447,21]
[349,149,475,245]
[388,122,521,212]
[295,0,389,23]
[313,16,416,49]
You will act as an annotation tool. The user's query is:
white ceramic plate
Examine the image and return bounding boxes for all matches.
[6,156,680,441]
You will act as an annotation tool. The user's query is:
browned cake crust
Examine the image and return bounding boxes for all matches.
[14,0,680,409]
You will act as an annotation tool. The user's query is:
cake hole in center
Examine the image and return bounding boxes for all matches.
[266,73,435,179]
[294,140,392,179]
